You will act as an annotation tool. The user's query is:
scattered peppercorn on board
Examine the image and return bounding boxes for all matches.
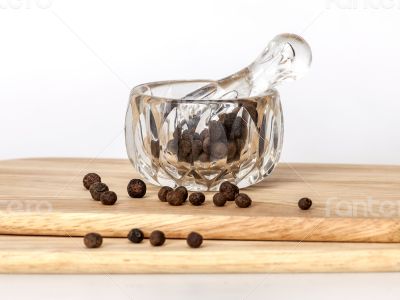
[1,158,400,243]
[1,235,400,273]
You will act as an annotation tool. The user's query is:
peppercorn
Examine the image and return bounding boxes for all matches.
[186,232,203,248]
[230,117,245,139]
[173,126,182,140]
[209,120,225,141]
[235,193,252,208]
[189,192,205,206]
[298,197,312,210]
[213,193,227,207]
[158,186,173,202]
[243,104,258,123]
[192,132,201,141]
[127,228,144,243]
[200,128,209,141]
[198,152,209,163]
[151,140,160,158]
[149,230,165,246]
[202,136,211,154]
[178,137,192,157]
[227,141,237,162]
[89,182,109,201]
[181,130,192,141]
[127,179,146,198]
[220,181,239,201]
[99,191,117,205]
[83,173,101,190]
[167,139,178,154]
[175,186,188,202]
[83,232,103,248]
[236,138,245,154]
[166,191,185,206]
[223,112,237,136]
[211,142,228,160]
[191,139,203,160]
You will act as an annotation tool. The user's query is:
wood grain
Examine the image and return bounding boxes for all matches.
[1,235,400,273]
[0,158,400,242]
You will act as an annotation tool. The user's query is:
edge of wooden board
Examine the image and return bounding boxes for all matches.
[0,236,400,273]
[0,208,400,242]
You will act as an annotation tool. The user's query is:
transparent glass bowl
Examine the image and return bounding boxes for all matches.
[125,80,283,191]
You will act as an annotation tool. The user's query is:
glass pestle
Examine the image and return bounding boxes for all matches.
[182,33,312,100]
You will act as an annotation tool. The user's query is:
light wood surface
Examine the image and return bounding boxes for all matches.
[0,235,400,273]
[0,158,400,242]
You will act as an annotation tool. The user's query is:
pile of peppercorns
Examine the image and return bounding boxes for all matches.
[158,181,252,208]
[83,173,148,205]
[162,104,258,164]
[84,229,203,249]
[83,173,118,205]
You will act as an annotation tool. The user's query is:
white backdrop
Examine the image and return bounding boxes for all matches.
[1,0,399,164]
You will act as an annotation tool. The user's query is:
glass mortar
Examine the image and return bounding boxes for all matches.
[125,80,283,191]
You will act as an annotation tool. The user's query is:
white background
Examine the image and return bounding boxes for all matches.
[1,0,400,164]
[1,1,400,299]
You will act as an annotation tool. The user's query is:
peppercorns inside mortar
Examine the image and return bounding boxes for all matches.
[164,104,257,164]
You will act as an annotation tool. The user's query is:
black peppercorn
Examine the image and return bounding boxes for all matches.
[243,104,258,123]
[173,126,182,140]
[83,232,103,248]
[158,186,173,202]
[166,191,185,206]
[222,190,236,201]
[213,193,227,207]
[192,132,201,140]
[198,152,209,163]
[191,139,203,160]
[189,192,205,206]
[83,173,101,190]
[175,186,188,202]
[235,193,252,208]
[151,140,160,158]
[202,136,211,154]
[186,232,203,248]
[89,182,109,201]
[298,197,312,210]
[149,230,165,246]
[167,139,178,154]
[220,181,239,201]
[200,128,209,141]
[210,142,228,160]
[227,141,237,162]
[209,120,225,141]
[100,191,118,205]
[127,228,144,243]
[127,179,146,198]
[223,112,237,136]
[230,117,245,139]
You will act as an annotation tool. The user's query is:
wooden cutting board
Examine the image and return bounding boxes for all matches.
[1,158,400,273]
[1,235,400,273]
[0,158,400,242]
